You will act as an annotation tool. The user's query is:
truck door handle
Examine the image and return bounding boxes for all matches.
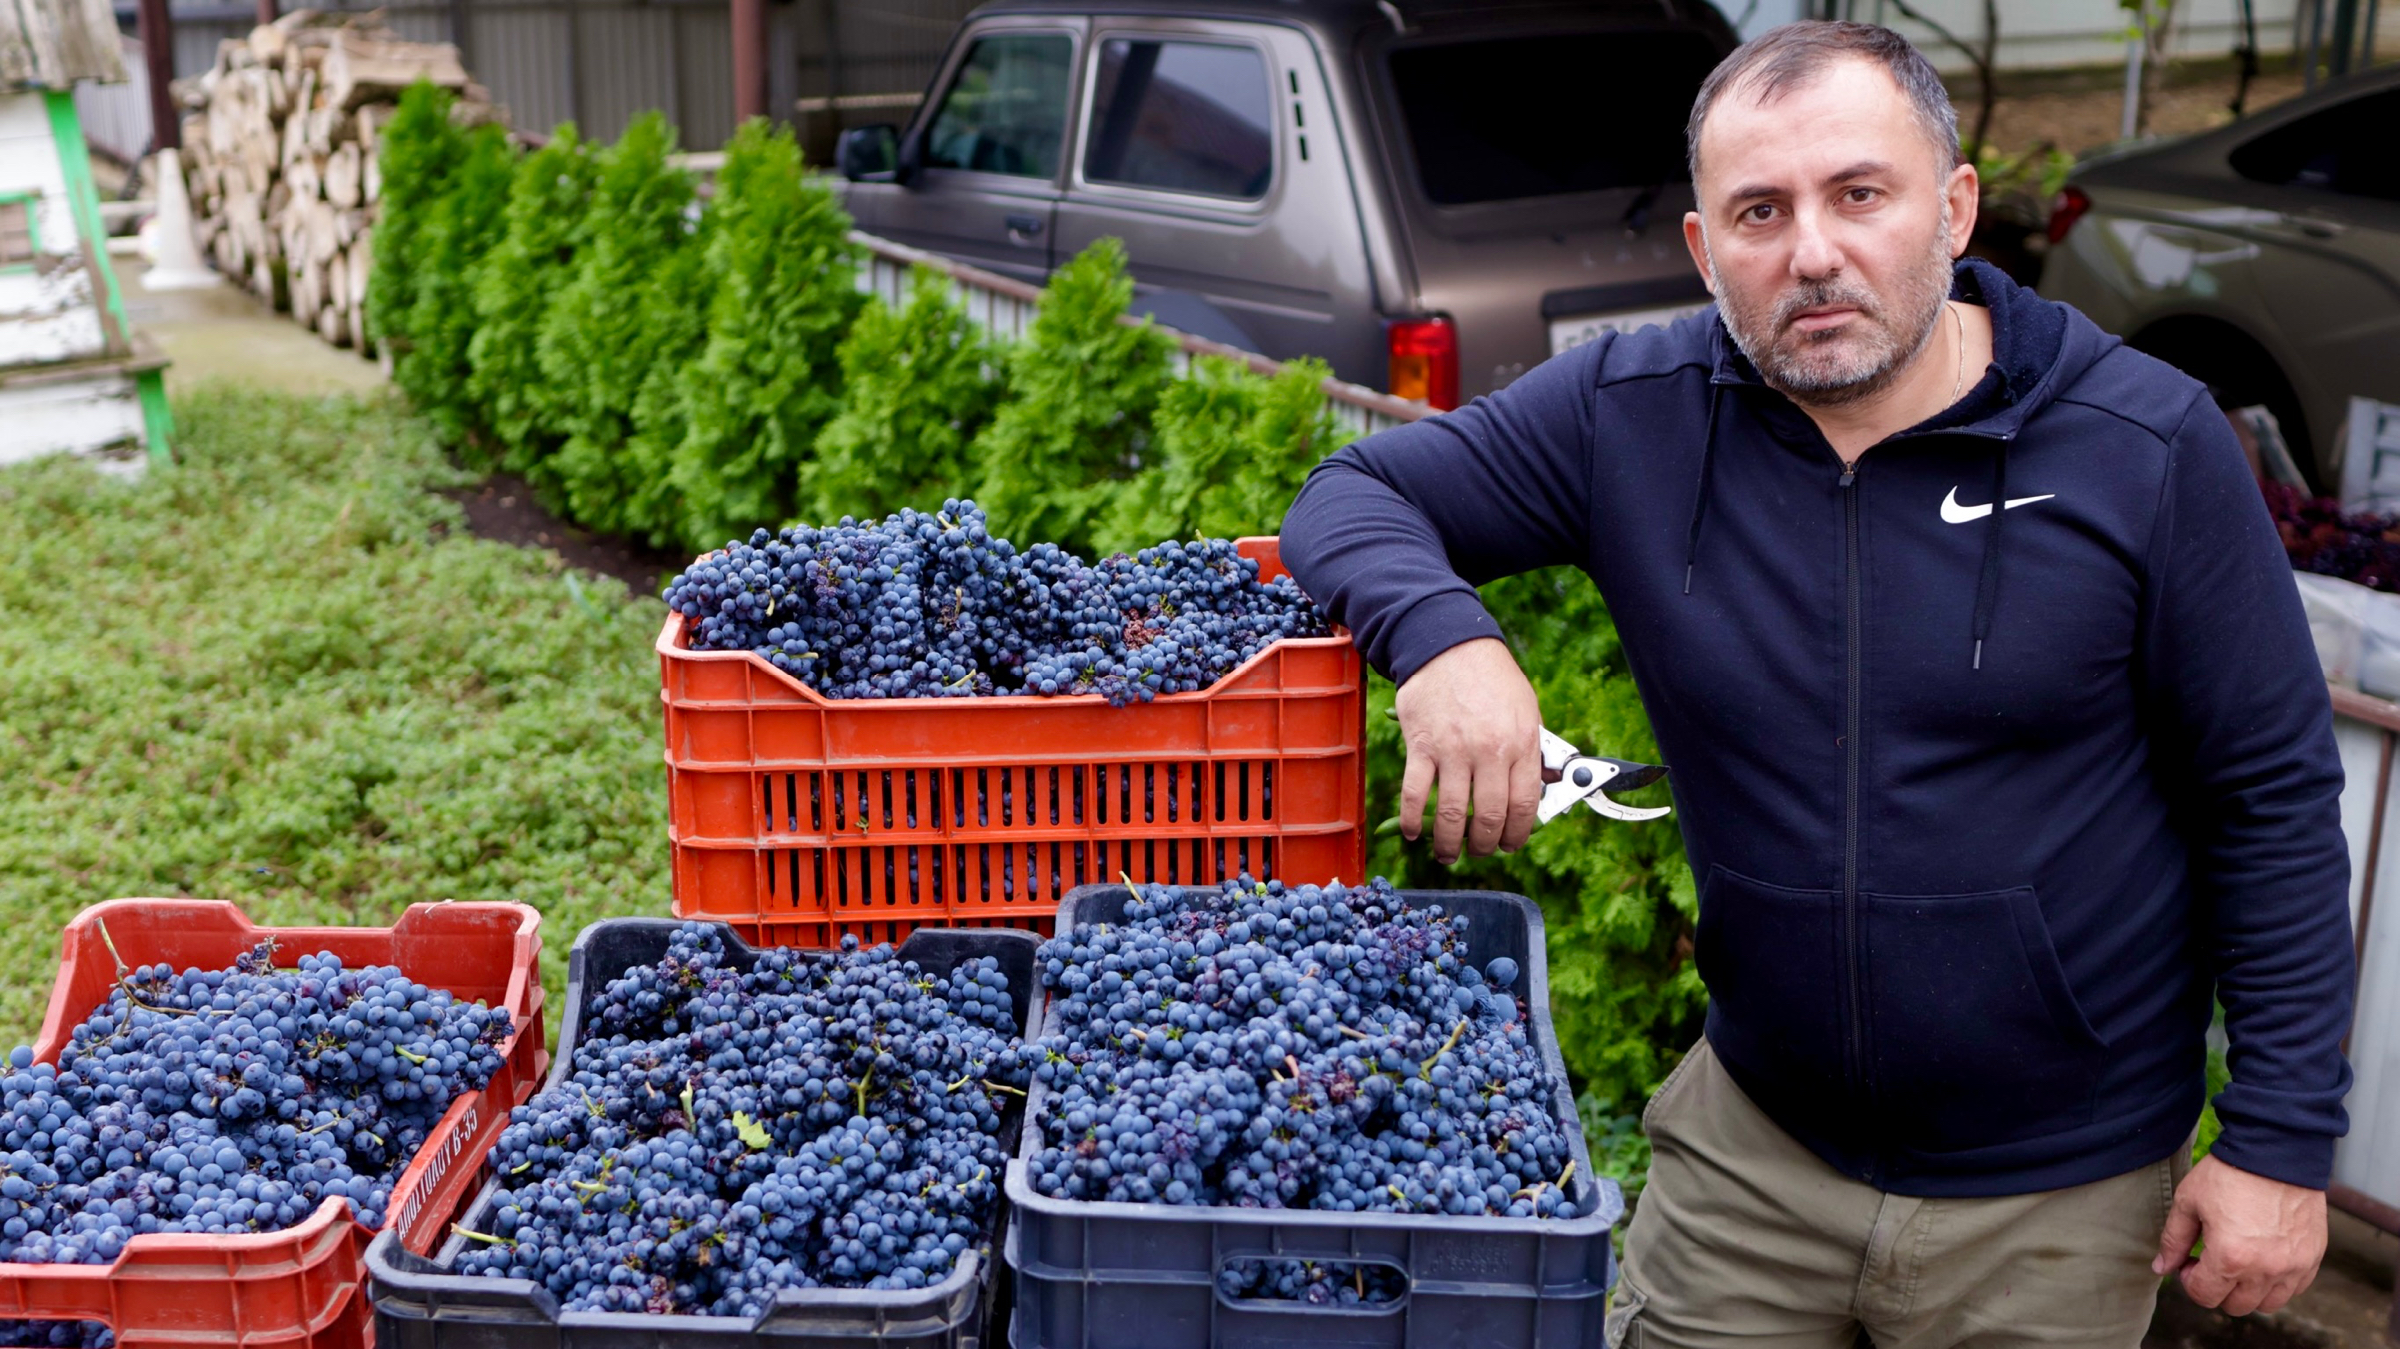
[1005,213,1044,239]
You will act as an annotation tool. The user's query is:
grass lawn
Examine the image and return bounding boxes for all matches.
[0,387,672,1043]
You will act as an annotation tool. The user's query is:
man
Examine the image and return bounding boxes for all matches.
[1280,21,2355,1348]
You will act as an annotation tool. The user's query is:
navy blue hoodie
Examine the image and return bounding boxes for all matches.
[1282,261,2355,1196]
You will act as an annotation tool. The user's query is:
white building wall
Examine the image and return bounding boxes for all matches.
[1717,0,2299,69]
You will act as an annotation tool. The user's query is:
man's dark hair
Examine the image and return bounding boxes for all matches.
[1685,21,1961,183]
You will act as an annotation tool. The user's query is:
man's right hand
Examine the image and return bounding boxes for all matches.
[1393,638,1543,864]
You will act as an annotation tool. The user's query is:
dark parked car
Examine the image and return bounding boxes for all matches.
[2040,64,2400,487]
[834,0,1738,408]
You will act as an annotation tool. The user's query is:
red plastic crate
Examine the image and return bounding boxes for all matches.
[659,536,1368,948]
[0,899,547,1349]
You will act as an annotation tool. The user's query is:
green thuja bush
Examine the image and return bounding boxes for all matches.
[807,266,1001,525]
[468,125,598,482]
[534,112,698,540]
[395,122,515,448]
[1098,354,1351,553]
[366,82,467,359]
[804,267,998,524]
[668,119,863,550]
[971,237,1172,556]
[619,223,714,548]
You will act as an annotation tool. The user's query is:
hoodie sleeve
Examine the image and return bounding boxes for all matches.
[2142,394,2355,1190]
[1280,337,1601,685]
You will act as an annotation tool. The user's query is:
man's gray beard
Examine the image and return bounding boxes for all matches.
[1705,213,1955,409]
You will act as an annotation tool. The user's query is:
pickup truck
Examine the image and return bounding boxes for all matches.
[834,0,1738,408]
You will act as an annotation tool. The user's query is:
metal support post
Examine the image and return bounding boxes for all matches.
[138,0,178,152]
[731,0,767,125]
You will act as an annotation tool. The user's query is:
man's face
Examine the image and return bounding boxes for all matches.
[1681,57,1976,407]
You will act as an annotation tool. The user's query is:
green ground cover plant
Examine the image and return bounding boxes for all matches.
[0,388,668,1046]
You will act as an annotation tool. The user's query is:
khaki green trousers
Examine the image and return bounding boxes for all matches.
[1609,1040,2188,1349]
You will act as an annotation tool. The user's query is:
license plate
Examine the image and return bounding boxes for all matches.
[1548,300,1710,356]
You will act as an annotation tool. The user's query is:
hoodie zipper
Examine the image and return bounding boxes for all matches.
[1837,460,1866,1118]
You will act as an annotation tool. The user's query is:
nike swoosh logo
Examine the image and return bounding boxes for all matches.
[1940,487,2057,524]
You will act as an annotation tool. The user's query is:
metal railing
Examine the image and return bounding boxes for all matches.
[849,230,1429,440]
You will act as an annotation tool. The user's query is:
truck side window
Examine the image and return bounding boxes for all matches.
[924,33,1075,178]
[1083,39,1273,200]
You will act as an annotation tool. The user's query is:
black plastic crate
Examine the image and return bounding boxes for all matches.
[1004,885,1624,1349]
[368,917,1042,1349]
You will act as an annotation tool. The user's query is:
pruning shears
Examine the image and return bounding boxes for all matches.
[1538,727,1671,824]
[1375,709,1669,835]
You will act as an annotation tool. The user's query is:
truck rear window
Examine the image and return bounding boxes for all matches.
[1388,31,1724,206]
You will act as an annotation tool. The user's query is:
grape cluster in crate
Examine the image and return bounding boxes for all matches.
[1026,878,1587,1218]
[665,503,1329,704]
[451,925,1028,1314]
[1,943,507,1264]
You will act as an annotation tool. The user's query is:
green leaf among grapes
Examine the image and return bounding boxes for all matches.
[733,1111,771,1150]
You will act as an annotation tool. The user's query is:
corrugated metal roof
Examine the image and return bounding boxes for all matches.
[0,0,128,90]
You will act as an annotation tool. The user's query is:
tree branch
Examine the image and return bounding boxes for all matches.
[1881,0,1999,162]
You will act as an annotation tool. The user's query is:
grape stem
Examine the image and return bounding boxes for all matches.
[1419,1020,1469,1080]
[95,917,129,980]
[451,1225,514,1245]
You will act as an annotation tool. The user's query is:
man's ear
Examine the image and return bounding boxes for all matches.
[1945,160,1981,259]
[1683,212,1714,295]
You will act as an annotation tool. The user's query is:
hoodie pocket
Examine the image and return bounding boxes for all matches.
[1693,866,1848,1103]
[1861,885,2107,1148]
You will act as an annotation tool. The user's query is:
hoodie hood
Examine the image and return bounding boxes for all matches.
[1684,259,2105,667]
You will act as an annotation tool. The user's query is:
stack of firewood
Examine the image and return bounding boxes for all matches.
[173,9,499,352]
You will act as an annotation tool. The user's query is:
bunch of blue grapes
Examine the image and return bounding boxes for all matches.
[451,925,1029,1317]
[1028,878,1604,1234]
[1218,1258,1407,1307]
[661,502,1329,705]
[0,1323,114,1348]
[0,941,511,1268]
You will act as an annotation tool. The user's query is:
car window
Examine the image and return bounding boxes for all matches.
[1083,38,1274,200]
[2229,89,2400,204]
[1387,31,1722,206]
[923,33,1075,179]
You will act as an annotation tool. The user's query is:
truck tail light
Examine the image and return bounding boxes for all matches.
[2046,185,2092,245]
[1387,317,1459,411]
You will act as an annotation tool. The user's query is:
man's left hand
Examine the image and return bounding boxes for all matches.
[2152,1155,2328,1316]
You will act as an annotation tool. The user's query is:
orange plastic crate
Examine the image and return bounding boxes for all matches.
[0,899,547,1349]
[659,536,1367,947]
